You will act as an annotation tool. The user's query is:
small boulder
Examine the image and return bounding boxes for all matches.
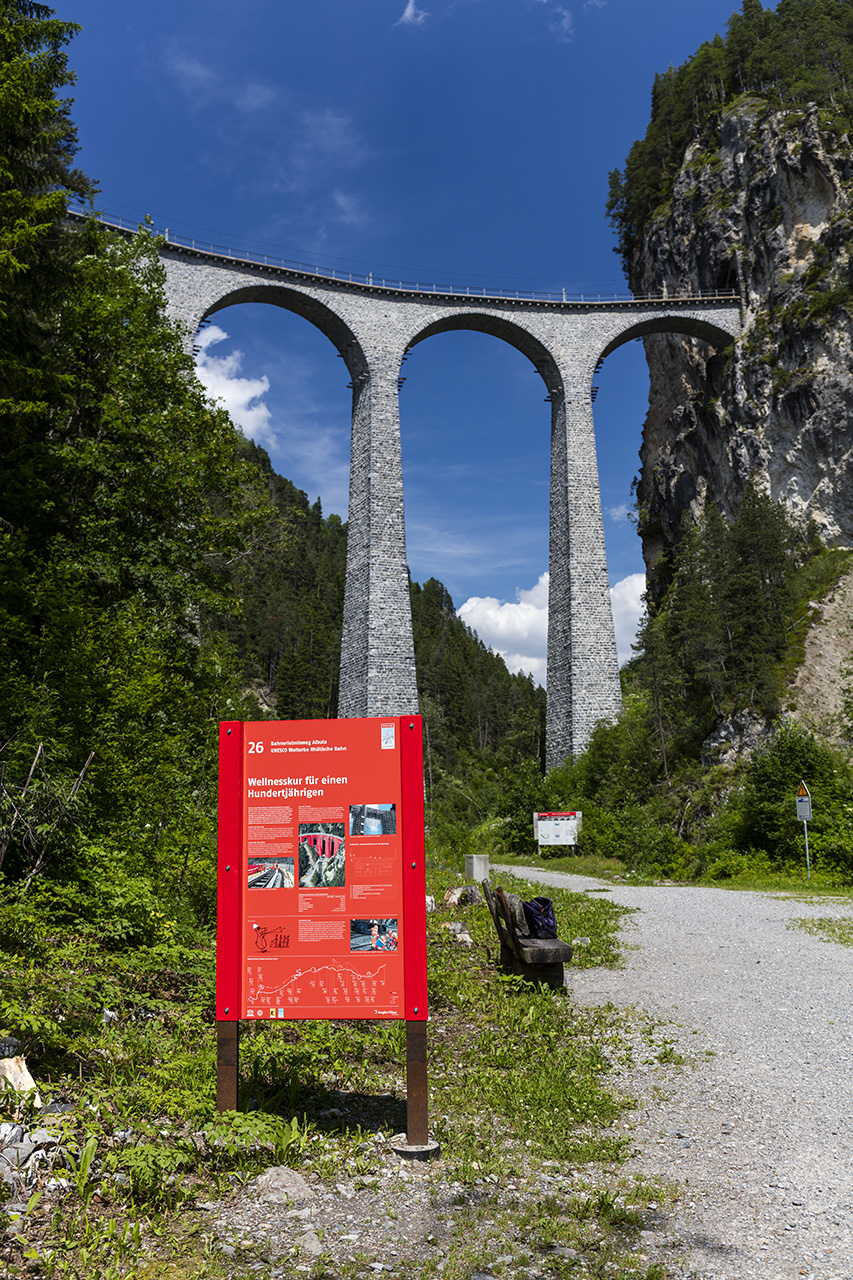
[28,1129,59,1147]
[443,884,483,907]
[254,1165,314,1203]
[297,1229,323,1257]
[0,1057,42,1110]
[439,921,473,945]
[0,1142,35,1169]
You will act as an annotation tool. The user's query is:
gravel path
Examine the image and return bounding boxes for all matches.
[495,865,853,1280]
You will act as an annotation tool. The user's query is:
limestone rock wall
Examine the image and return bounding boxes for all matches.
[630,99,853,584]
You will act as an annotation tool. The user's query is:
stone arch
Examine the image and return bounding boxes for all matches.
[403,310,563,397]
[197,283,369,379]
[594,315,736,369]
[590,312,738,623]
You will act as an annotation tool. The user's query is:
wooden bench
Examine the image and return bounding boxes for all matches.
[481,880,573,989]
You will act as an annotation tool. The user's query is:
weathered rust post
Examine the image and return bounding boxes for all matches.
[216,1020,239,1112]
[405,1019,428,1145]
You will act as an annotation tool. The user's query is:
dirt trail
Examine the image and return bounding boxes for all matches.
[496,865,853,1280]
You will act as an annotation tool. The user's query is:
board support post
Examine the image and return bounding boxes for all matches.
[216,1020,239,1112]
[405,1019,428,1144]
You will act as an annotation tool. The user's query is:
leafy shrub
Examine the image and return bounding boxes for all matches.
[713,720,853,875]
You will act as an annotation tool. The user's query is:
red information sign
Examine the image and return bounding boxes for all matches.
[217,717,427,1023]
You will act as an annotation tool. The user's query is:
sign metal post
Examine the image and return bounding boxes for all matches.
[796,780,812,882]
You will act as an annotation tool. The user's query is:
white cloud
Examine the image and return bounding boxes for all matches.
[395,0,430,27]
[548,5,575,40]
[163,45,277,113]
[458,574,549,684]
[265,108,372,233]
[161,45,369,237]
[293,108,367,171]
[195,325,351,516]
[610,572,646,666]
[530,0,575,42]
[457,569,647,684]
[405,511,542,591]
[163,49,219,98]
[275,420,351,516]
[607,502,631,523]
[194,326,274,445]
[332,189,368,226]
[234,82,279,113]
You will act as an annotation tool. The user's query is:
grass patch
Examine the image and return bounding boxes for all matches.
[493,847,853,896]
[485,868,632,968]
[789,916,853,946]
[425,862,637,1172]
[704,869,853,894]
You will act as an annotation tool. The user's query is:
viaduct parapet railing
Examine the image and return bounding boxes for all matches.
[74,211,739,309]
[76,212,743,767]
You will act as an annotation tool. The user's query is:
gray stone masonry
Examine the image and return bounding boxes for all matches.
[160,245,741,766]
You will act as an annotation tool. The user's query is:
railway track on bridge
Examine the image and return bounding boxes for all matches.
[69,210,740,310]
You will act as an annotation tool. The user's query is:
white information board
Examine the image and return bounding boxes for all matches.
[534,811,582,847]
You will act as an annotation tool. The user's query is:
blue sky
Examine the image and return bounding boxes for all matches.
[65,0,754,681]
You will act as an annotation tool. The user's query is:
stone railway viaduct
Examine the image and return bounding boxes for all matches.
[158,234,742,768]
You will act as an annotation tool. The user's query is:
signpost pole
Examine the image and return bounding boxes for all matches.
[796,780,812,883]
[216,1021,240,1112]
[405,1020,429,1145]
[217,721,243,1113]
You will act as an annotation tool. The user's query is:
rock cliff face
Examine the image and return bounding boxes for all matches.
[630,99,853,584]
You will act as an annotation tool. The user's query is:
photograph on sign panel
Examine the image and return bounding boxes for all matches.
[298,823,346,887]
[350,918,398,952]
[247,857,295,889]
[349,803,396,836]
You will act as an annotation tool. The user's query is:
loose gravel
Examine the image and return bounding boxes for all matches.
[497,865,853,1280]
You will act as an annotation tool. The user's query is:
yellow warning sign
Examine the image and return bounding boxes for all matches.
[797,780,810,798]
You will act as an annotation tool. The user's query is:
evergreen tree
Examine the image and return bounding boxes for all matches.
[0,1,93,413]
[222,441,347,719]
[632,483,801,750]
[607,0,853,273]
[0,220,264,918]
